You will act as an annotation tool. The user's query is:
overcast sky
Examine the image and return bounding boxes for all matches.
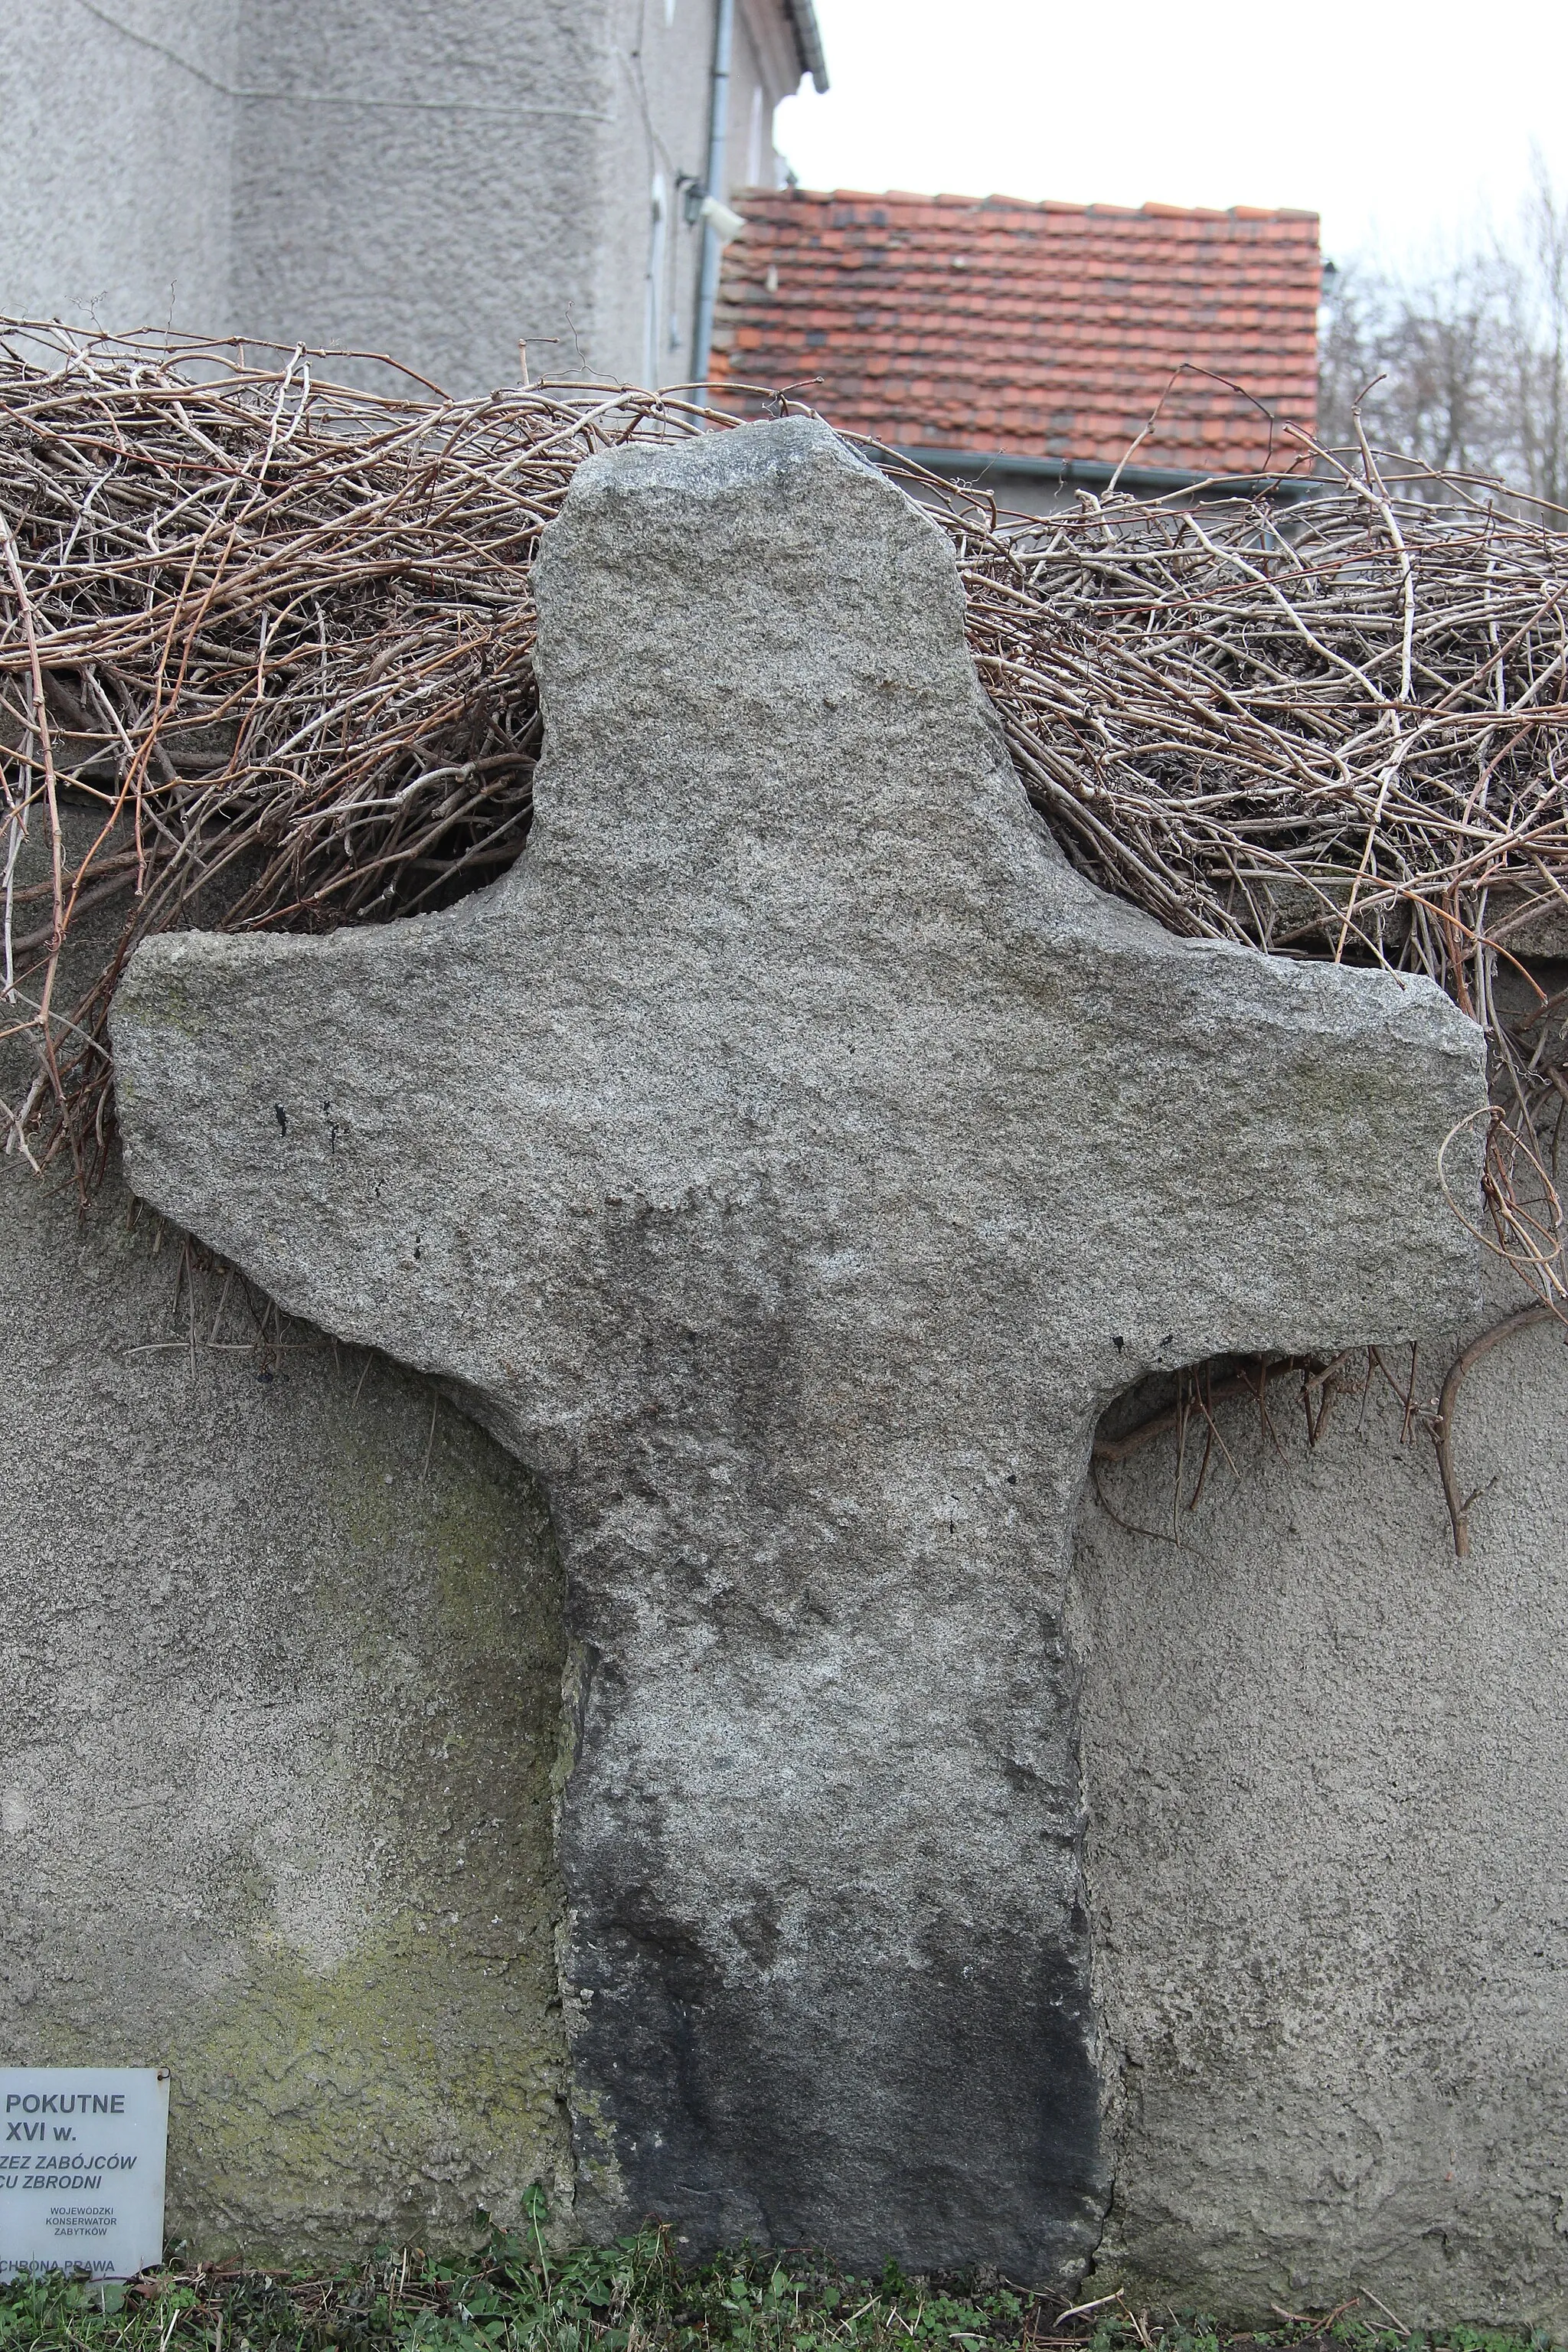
[774,0,1568,272]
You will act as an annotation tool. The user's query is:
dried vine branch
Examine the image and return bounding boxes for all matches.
[1429,1302,1559,1554]
[2,324,1566,1548]
[0,325,710,1186]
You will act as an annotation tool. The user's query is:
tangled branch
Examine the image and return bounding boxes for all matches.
[0,325,709,1186]
[2,325,1566,1548]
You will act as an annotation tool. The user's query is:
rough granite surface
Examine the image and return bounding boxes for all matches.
[111,418,1488,2282]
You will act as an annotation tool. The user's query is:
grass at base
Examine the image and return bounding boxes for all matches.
[0,2227,1552,2352]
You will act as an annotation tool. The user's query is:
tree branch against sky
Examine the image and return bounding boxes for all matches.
[775,0,1568,268]
[1319,159,1568,501]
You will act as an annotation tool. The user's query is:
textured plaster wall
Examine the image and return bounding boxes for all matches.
[598,0,717,394]
[0,1145,570,2261]
[232,0,797,394]
[0,0,238,335]
[0,0,803,394]
[1074,1269,1568,2329]
[228,0,619,397]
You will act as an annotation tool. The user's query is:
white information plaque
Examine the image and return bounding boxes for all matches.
[0,2068,168,2281]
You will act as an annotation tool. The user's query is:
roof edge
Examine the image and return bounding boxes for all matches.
[894,445,1322,502]
[785,0,829,91]
[743,187,1318,227]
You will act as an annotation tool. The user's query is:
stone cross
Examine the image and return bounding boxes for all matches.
[113,420,1485,2284]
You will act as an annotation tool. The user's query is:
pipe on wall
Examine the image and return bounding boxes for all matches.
[691,0,734,407]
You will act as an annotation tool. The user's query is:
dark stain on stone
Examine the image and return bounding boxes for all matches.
[568,1817,1108,2280]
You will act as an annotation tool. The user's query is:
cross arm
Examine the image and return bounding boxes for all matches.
[1023,893,1491,1388]
[111,903,523,1397]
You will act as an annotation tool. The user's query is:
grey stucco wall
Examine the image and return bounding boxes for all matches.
[595,0,800,394]
[1073,1270,1568,2329]
[597,0,727,397]
[0,0,238,336]
[0,0,805,394]
[0,806,567,2264]
[227,0,622,397]
[0,1160,570,2264]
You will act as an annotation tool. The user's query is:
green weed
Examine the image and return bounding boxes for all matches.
[0,2222,1552,2352]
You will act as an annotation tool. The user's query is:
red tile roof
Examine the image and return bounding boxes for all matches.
[712,189,1321,479]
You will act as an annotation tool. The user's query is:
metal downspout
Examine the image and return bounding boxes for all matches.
[691,0,734,409]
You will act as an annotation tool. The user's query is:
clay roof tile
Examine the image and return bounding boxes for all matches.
[713,190,1319,475]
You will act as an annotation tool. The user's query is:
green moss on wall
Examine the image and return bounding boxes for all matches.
[166,1927,570,2265]
[3,1176,574,2267]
